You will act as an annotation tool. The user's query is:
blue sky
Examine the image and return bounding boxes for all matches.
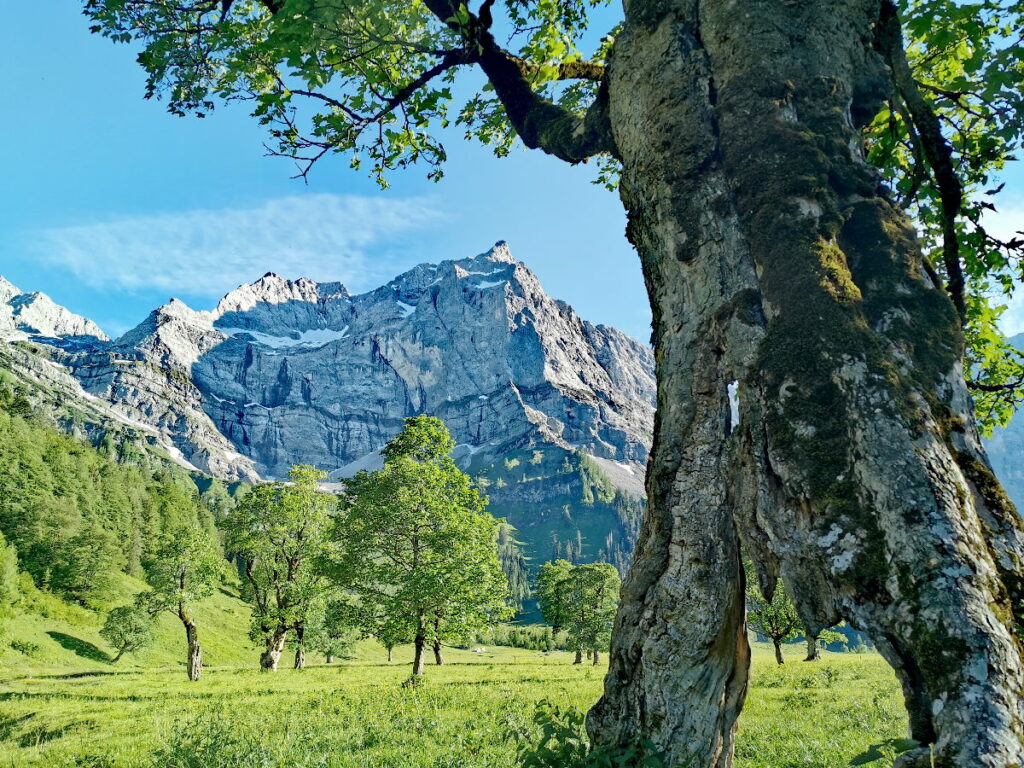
[0,6,1021,342]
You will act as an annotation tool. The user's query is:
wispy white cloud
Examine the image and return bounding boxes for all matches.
[30,194,442,301]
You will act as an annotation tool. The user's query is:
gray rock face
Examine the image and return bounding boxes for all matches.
[7,243,655,485]
[0,277,108,342]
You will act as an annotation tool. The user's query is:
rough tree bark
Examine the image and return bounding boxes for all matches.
[179,604,201,682]
[260,633,287,672]
[804,636,821,662]
[593,649,600,666]
[574,648,583,665]
[587,1,1024,766]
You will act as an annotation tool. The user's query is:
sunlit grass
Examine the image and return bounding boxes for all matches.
[0,640,907,768]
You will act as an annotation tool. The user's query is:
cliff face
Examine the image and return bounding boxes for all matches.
[0,244,655,567]
[45,242,654,484]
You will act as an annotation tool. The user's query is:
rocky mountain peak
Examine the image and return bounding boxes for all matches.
[0,276,20,303]
[214,272,328,317]
[0,277,108,342]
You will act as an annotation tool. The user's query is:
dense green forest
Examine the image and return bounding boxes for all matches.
[0,383,235,608]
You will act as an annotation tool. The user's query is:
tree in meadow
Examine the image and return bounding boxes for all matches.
[86,1,1024,762]
[337,416,511,679]
[220,464,335,671]
[139,525,222,681]
[538,560,620,665]
[101,604,157,662]
[746,572,801,666]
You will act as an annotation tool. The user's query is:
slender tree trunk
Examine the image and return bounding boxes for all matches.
[260,632,287,672]
[294,625,305,670]
[593,650,600,666]
[113,649,124,663]
[574,648,583,665]
[589,2,1024,766]
[387,646,394,663]
[412,634,426,677]
[179,605,201,682]
[432,616,445,665]
[805,636,821,662]
[773,640,785,666]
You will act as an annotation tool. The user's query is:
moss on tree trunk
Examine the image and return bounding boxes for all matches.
[587,1,1024,766]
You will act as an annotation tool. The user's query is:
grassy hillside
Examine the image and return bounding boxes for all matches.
[1,572,255,675]
[0,641,907,768]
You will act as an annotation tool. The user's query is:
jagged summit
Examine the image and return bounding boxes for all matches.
[3,243,655,486]
[0,276,108,342]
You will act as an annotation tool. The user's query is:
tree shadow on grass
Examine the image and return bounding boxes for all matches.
[850,738,920,765]
[45,632,111,663]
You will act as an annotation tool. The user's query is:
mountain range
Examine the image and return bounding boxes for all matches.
[4,244,1022,573]
[0,243,655,572]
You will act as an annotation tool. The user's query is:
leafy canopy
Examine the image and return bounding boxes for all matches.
[101,604,158,661]
[220,464,335,644]
[336,416,511,657]
[141,524,222,614]
[536,559,619,654]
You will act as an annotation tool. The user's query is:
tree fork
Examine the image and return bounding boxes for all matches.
[588,0,1024,766]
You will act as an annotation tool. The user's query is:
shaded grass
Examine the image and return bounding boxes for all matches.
[0,643,907,768]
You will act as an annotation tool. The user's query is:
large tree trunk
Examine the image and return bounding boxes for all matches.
[260,633,287,672]
[593,649,600,666]
[179,605,201,682]
[589,1,1024,766]
[804,636,821,662]
[574,648,583,665]
[773,639,784,666]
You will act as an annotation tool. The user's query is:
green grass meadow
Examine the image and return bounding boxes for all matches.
[1,615,911,768]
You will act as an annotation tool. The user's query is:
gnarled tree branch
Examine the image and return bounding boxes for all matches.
[877,0,966,324]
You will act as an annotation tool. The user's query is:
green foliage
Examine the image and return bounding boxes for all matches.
[536,560,619,657]
[0,532,20,637]
[509,700,666,768]
[867,0,1024,431]
[497,522,531,613]
[337,416,511,670]
[0,386,217,605]
[100,605,157,661]
[745,562,801,661]
[140,525,222,615]
[220,464,335,655]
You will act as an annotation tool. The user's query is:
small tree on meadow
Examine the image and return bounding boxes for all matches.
[101,604,157,662]
[220,464,335,671]
[537,560,619,665]
[139,525,221,681]
[308,599,361,664]
[746,567,802,665]
[337,416,511,680]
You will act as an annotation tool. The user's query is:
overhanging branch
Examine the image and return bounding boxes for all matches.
[877,0,966,324]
